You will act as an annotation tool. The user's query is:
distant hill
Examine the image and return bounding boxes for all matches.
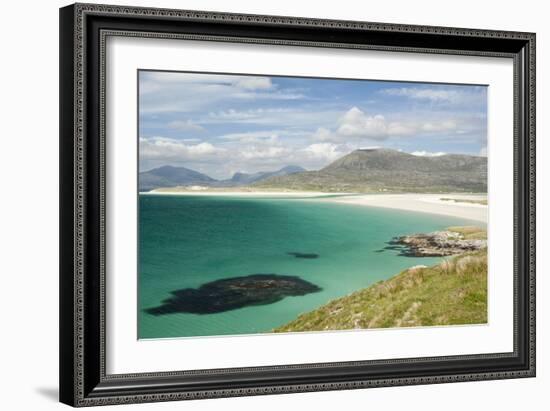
[255,149,487,193]
[139,165,216,192]
[223,165,305,186]
[139,165,306,191]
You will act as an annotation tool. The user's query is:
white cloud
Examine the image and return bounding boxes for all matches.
[302,143,343,162]
[240,146,289,160]
[479,146,487,157]
[235,77,273,90]
[141,72,272,91]
[311,127,333,141]
[311,107,391,141]
[336,107,389,139]
[139,72,303,114]
[386,123,416,136]
[204,107,340,129]
[207,108,292,122]
[380,86,486,107]
[311,107,458,142]
[383,87,460,102]
[208,109,259,121]
[410,150,447,157]
[219,130,281,144]
[168,119,205,132]
[420,120,457,132]
[140,137,225,162]
[187,143,219,155]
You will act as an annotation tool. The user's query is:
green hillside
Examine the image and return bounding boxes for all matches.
[255,148,487,193]
[274,243,487,332]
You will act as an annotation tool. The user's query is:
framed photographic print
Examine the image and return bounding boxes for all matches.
[59,3,536,407]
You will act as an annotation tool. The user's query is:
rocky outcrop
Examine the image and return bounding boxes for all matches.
[389,230,487,257]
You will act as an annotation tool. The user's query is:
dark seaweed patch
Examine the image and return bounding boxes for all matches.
[287,252,319,259]
[145,273,322,315]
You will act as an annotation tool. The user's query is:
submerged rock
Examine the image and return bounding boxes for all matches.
[145,273,322,315]
[287,252,319,259]
[390,231,487,257]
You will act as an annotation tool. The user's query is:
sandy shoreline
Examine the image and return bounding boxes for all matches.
[142,190,333,197]
[322,193,487,224]
[141,190,488,224]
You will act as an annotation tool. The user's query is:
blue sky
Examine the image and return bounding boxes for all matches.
[139,70,487,179]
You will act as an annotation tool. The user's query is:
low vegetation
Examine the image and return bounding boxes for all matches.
[274,227,487,332]
[440,197,488,206]
[446,226,487,240]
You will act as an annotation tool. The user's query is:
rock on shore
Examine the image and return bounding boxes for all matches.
[389,230,487,257]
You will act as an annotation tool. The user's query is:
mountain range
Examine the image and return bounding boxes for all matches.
[225,165,305,186]
[139,165,305,192]
[140,148,487,193]
[139,165,217,192]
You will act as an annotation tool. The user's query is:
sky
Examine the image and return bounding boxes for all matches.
[139,70,487,179]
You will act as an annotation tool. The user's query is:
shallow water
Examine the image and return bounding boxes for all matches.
[138,194,478,339]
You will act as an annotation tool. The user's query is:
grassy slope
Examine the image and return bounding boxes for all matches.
[254,172,485,194]
[255,149,487,194]
[274,229,487,332]
[446,226,487,240]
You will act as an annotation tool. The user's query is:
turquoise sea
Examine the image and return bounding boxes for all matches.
[138,194,478,339]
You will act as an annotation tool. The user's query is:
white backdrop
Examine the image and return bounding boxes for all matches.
[0,0,546,410]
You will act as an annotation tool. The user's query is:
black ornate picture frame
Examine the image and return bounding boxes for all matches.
[59,3,535,407]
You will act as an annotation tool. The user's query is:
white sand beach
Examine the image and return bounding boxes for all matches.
[323,193,488,224]
[143,189,488,223]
